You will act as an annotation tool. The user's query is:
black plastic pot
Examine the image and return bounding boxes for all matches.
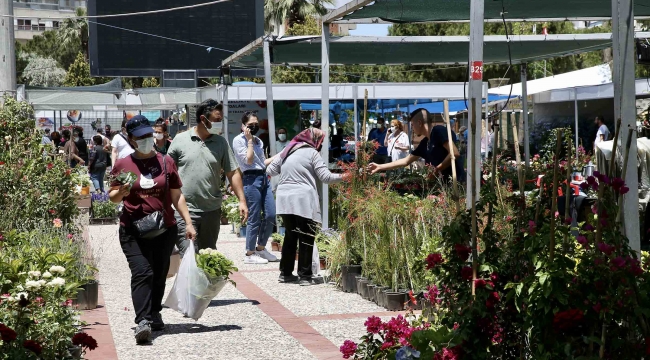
[356,277,369,298]
[341,265,362,293]
[377,286,389,307]
[367,284,376,302]
[385,291,407,311]
[73,280,99,310]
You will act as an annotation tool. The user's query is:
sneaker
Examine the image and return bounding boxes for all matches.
[244,253,269,264]
[299,278,313,286]
[134,320,152,344]
[256,248,278,262]
[151,312,164,331]
[299,276,324,286]
[278,274,299,283]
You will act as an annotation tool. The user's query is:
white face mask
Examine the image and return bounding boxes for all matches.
[153,133,164,140]
[134,137,154,154]
[390,126,397,133]
[73,137,79,142]
[204,120,223,135]
[278,134,287,142]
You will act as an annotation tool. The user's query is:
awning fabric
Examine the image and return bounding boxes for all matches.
[330,0,650,23]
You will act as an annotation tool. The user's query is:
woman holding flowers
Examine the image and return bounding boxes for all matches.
[109,115,196,345]
[267,128,350,286]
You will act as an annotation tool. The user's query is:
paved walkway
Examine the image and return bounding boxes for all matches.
[87,225,403,360]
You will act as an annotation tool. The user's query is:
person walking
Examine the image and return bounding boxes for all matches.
[384,119,410,162]
[41,128,52,145]
[63,129,84,168]
[267,128,350,285]
[88,135,108,193]
[168,99,248,256]
[153,120,172,155]
[594,115,610,150]
[73,129,89,165]
[276,127,289,154]
[232,111,278,264]
[367,117,390,164]
[111,119,135,165]
[109,115,196,345]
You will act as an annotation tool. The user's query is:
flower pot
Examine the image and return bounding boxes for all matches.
[278,226,286,236]
[367,284,377,302]
[376,286,389,307]
[220,216,229,225]
[271,241,281,252]
[356,276,368,297]
[385,291,407,311]
[239,226,247,238]
[73,280,99,310]
[340,265,361,293]
[81,186,90,195]
[319,257,327,270]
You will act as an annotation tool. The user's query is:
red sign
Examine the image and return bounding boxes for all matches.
[470,61,483,80]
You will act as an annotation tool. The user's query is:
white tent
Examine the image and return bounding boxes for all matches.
[489,64,612,97]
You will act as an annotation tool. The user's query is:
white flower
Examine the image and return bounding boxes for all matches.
[25,280,42,290]
[209,249,219,256]
[4,135,12,141]
[42,271,52,279]
[18,272,26,275]
[46,277,66,287]
[49,266,65,275]
[28,271,41,278]
[4,280,11,284]
[16,292,28,300]
[199,249,207,255]
[37,280,47,286]
[16,285,24,291]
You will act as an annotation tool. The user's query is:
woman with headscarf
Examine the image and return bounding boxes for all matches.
[267,128,350,286]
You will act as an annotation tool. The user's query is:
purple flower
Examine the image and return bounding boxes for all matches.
[620,186,630,195]
[597,242,615,256]
[583,223,595,232]
[528,220,536,235]
[364,316,383,334]
[340,340,358,359]
[580,182,590,192]
[611,256,626,270]
[611,177,625,192]
[576,235,588,245]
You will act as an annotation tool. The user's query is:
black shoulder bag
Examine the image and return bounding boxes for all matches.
[132,155,169,239]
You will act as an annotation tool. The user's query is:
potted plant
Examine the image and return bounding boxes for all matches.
[271,233,283,252]
[90,192,118,224]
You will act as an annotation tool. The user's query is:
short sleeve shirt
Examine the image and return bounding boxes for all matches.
[411,125,465,180]
[595,124,610,144]
[368,128,388,155]
[232,133,266,172]
[110,153,182,228]
[167,128,239,213]
[111,133,135,159]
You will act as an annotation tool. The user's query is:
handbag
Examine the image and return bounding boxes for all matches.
[132,155,169,239]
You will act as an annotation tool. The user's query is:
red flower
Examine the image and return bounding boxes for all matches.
[610,256,626,270]
[425,253,444,270]
[380,341,395,351]
[65,169,71,176]
[474,279,487,288]
[340,340,357,359]
[0,323,17,342]
[528,220,536,235]
[46,163,54,170]
[460,266,473,281]
[597,242,615,256]
[425,285,440,304]
[486,291,500,310]
[553,309,584,332]
[72,332,98,350]
[490,272,499,282]
[453,243,471,262]
[364,316,382,334]
[592,303,602,313]
[23,340,42,355]
[620,186,630,195]
[48,209,56,215]
[576,235,588,245]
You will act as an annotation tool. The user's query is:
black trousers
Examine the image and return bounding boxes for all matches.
[119,225,177,324]
[280,215,317,279]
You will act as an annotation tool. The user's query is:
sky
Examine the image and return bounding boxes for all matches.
[329,0,390,36]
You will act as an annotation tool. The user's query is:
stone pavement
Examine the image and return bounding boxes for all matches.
[87,225,406,360]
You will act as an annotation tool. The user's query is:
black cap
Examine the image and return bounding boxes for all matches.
[126,115,153,137]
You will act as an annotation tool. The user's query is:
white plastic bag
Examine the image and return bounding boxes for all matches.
[312,242,320,276]
[164,241,227,320]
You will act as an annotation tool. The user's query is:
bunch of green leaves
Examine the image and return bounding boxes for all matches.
[110,170,137,187]
[271,233,284,245]
[196,248,238,286]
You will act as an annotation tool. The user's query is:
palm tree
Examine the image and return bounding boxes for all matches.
[57,8,89,60]
[265,0,334,35]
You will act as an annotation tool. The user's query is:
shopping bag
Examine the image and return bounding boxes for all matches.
[312,242,320,276]
[166,247,181,279]
[164,241,227,320]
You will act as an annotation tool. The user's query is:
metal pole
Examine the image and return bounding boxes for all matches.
[483,82,488,162]
[612,0,640,252]
[353,84,359,161]
[321,20,331,229]
[521,63,530,166]
[263,40,278,157]
[0,0,16,97]
[574,88,579,153]
[467,0,484,209]
[223,85,230,145]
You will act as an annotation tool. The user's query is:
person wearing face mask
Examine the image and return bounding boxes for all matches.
[276,127,289,153]
[368,108,465,182]
[168,99,248,257]
[153,121,172,155]
[63,129,84,168]
[384,119,411,163]
[111,119,136,166]
[368,117,390,164]
[109,115,196,344]
[232,111,279,264]
[73,129,89,165]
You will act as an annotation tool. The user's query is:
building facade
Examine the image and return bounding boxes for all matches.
[13,0,86,43]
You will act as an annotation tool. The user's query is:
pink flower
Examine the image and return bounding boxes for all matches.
[453,244,471,262]
[611,177,625,192]
[474,279,487,288]
[576,235,588,245]
[528,220,536,235]
[564,218,573,225]
[67,234,73,240]
[490,272,499,282]
[584,223,595,232]
[461,266,473,281]
[610,256,626,270]
[340,340,357,359]
[364,316,383,334]
[593,302,602,313]
[380,341,395,351]
[425,285,440,304]
[52,218,62,228]
[597,242,615,256]
[620,186,630,195]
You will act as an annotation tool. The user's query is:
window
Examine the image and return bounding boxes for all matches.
[52,21,59,28]
[17,19,31,31]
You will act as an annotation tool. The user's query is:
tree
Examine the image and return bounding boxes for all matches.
[141,77,160,88]
[18,30,82,74]
[265,0,334,34]
[57,8,89,60]
[22,55,66,87]
[63,52,95,87]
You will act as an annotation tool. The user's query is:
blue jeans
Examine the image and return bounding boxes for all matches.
[90,169,105,193]
[243,172,276,252]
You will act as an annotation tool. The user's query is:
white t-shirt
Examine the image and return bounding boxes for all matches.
[387,131,410,162]
[111,133,135,159]
[595,124,610,144]
[276,141,288,154]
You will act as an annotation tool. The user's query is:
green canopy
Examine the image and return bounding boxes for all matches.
[223,33,635,68]
[325,0,650,23]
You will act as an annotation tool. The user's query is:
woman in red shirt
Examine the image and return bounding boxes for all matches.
[109,115,196,345]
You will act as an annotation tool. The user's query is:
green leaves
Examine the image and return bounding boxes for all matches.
[196,249,238,282]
